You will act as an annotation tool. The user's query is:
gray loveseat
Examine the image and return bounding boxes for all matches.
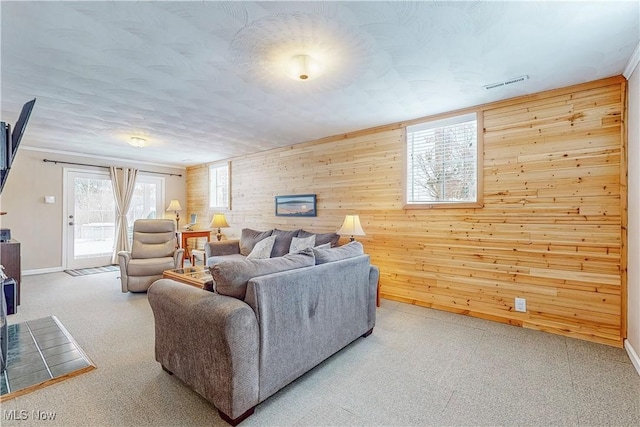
[148,242,378,425]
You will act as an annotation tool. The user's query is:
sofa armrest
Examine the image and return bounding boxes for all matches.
[148,279,259,420]
[204,240,241,258]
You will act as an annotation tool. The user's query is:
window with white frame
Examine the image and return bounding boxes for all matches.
[126,175,164,245]
[209,163,230,209]
[405,112,480,207]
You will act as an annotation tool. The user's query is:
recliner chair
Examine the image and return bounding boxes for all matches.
[118,219,184,293]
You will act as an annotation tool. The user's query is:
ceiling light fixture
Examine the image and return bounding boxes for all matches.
[288,54,324,81]
[128,136,149,148]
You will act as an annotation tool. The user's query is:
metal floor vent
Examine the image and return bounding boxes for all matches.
[483,75,529,90]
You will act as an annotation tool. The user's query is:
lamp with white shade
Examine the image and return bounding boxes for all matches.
[337,214,366,242]
[210,213,230,241]
[166,200,182,225]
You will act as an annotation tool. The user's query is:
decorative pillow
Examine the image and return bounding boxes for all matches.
[247,235,276,259]
[312,241,364,264]
[270,229,301,257]
[290,235,316,253]
[239,228,273,256]
[211,248,315,299]
[314,242,331,249]
[298,230,340,247]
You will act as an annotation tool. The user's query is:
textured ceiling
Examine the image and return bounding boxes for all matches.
[1,1,638,167]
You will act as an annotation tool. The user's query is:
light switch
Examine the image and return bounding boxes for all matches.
[44,195,55,204]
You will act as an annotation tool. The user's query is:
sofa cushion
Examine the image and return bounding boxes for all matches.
[270,229,301,257]
[239,228,273,256]
[211,248,315,299]
[247,235,276,259]
[290,235,316,253]
[127,257,176,276]
[298,230,340,248]
[312,241,364,264]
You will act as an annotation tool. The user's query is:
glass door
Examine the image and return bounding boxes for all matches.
[65,170,115,269]
[125,176,165,247]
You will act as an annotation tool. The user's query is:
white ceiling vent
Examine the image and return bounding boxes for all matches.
[483,75,529,90]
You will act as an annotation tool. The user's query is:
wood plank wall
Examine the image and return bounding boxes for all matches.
[187,76,627,347]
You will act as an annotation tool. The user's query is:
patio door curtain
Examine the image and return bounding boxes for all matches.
[110,167,138,264]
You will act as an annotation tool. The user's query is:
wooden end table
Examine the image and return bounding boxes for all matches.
[162,266,212,289]
[178,230,212,267]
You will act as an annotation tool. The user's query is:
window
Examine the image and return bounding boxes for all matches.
[126,175,164,223]
[405,112,481,207]
[209,162,230,209]
[126,175,164,244]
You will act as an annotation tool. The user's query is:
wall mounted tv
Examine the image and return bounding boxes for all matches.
[1,98,36,193]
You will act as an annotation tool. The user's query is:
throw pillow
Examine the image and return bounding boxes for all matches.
[270,229,301,257]
[312,241,364,264]
[298,230,340,247]
[290,235,316,253]
[239,228,273,256]
[211,248,315,299]
[314,243,331,249]
[247,235,276,259]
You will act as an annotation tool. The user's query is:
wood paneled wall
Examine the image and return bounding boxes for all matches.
[187,76,627,347]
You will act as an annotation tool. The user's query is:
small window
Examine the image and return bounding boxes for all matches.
[405,112,481,207]
[209,162,230,209]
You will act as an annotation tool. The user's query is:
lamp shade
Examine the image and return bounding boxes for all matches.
[337,214,366,238]
[210,213,230,228]
[166,200,182,212]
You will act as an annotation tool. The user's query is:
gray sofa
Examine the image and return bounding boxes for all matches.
[203,228,340,267]
[147,242,378,425]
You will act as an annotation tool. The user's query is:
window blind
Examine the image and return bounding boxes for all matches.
[406,113,477,204]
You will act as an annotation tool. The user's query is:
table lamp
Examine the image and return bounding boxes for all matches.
[210,213,230,241]
[166,200,182,225]
[337,214,366,242]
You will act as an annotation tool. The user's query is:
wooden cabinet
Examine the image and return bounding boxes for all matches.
[0,240,21,305]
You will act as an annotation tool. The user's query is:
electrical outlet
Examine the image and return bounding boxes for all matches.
[515,297,527,312]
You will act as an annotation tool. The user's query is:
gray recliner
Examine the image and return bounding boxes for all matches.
[118,219,184,293]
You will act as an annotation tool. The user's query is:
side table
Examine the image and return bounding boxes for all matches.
[162,266,213,289]
[178,230,211,267]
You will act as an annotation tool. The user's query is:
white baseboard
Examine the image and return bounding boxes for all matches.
[624,339,640,376]
[23,267,64,276]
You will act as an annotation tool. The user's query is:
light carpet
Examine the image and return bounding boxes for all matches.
[2,270,639,426]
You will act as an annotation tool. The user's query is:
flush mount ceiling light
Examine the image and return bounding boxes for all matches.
[128,136,149,148]
[288,54,325,81]
[228,12,374,93]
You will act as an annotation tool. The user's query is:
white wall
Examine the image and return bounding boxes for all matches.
[625,46,640,374]
[0,148,186,272]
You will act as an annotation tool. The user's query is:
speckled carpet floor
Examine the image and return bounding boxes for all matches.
[2,271,638,426]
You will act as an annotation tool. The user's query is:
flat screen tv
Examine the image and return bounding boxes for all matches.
[1,98,36,193]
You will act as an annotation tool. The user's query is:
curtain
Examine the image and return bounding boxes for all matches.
[110,167,138,264]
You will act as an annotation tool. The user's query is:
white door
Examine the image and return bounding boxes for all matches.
[65,169,115,269]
